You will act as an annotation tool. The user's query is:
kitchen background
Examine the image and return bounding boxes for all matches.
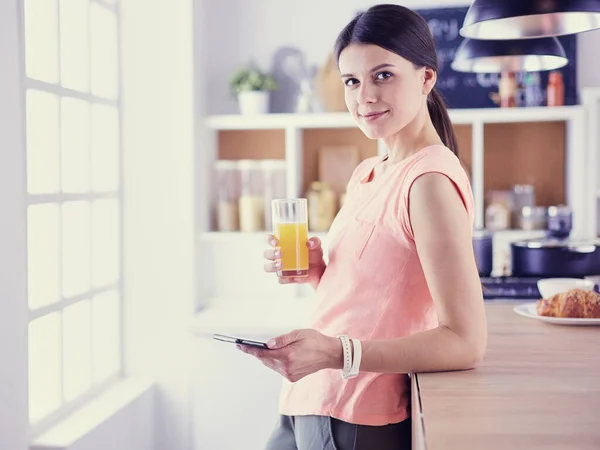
[1,1,600,450]
[193,3,600,448]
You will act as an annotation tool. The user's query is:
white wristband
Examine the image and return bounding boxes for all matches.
[337,334,361,379]
[349,337,362,378]
[337,335,353,377]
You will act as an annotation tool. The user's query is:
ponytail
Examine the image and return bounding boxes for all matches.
[427,88,459,157]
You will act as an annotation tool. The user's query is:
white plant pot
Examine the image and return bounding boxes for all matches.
[238,91,270,115]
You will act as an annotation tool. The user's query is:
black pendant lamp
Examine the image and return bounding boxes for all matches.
[460,0,600,39]
[451,36,568,73]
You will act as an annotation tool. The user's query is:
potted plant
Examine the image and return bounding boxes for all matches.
[229,63,278,115]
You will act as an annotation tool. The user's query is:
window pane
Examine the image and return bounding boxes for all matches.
[63,300,92,401]
[91,104,120,191]
[90,4,118,99]
[92,199,120,287]
[60,0,89,92]
[28,204,61,310]
[26,90,60,194]
[93,290,120,382]
[61,98,90,193]
[29,313,62,423]
[62,201,91,297]
[24,0,59,83]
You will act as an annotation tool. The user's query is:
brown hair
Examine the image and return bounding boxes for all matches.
[334,4,459,156]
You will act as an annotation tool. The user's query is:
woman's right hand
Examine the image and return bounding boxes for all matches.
[263,234,326,285]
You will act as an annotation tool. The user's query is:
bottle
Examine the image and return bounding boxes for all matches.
[306,181,337,232]
[524,72,544,107]
[499,71,517,108]
[547,71,564,107]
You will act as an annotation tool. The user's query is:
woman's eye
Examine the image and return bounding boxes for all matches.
[375,71,392,81]
[344,78,359,87]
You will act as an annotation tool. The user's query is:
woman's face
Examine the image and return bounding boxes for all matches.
[338,44,435,140]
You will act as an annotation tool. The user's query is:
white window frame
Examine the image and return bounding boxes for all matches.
[22,0,125,438]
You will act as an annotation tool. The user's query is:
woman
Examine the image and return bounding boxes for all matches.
[238,4,488,449]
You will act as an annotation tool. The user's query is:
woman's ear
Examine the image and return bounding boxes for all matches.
[423,67,437,95]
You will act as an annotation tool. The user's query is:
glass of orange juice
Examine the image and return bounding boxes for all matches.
[271,199,309,278]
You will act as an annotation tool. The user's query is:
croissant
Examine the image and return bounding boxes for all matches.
[536,288,600,319]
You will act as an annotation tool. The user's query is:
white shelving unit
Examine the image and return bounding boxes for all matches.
[198,105,593,237]
[205,106,584,129]
[193,103,598,309]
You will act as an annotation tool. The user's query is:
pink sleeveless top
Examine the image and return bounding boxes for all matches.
[277,145,475,426]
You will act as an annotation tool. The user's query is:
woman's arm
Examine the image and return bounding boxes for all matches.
[243,172,487,381]
[350,172,487,373]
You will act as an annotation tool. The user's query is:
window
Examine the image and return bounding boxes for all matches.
[23,0,123,433]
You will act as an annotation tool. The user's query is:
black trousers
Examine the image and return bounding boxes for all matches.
[264,415,412,450]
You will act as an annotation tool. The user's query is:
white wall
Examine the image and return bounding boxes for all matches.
[0,0,198,447]
[202,0,600,115]
[578,28,600,88]
[31,381,155,450]
[0,1,30,450]
[63,392,154,450]
[121,0,196,449]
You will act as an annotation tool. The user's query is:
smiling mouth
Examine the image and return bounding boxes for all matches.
[360,111,389,121]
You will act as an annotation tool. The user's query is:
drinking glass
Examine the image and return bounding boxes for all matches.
[271,199,309,278]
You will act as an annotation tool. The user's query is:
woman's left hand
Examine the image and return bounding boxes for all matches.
[237,329,342,382]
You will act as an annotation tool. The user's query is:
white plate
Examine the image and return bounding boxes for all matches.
[513,302,600,326]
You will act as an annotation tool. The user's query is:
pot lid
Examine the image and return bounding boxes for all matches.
[512,238,600,249]
[473,229,493,238]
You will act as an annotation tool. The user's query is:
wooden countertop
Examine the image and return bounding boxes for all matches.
[412,301,600,450]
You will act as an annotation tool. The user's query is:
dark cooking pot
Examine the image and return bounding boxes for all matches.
[473,230,493,277]
[511,238,600,277]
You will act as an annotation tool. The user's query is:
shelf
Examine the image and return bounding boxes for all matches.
[200,231,329,239]
[204,106,583,130]
[199,229,542,242]
[206,112,356,130]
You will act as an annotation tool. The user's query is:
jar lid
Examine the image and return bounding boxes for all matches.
[215,160,238,169]
[512,238,599,249]
[260,159,286,170]
[472,228,493,238]
[237,159,262,169]
[521,206,547,217]
[513,184,534,193]
[548,204,572,216]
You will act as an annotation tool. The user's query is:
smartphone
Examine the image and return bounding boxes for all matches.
[213,333,270,349]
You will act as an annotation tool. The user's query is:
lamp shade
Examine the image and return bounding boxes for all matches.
[451,37,568,73]
[460,0,600,39]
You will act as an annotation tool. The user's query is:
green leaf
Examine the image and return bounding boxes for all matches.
[229,63,278,95]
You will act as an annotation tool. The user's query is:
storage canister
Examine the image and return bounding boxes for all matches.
[238,160,265,232]
[215,160,240,232]
[262,159,287,230]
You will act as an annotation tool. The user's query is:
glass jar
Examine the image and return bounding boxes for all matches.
[306,181,337,232]
[512,184,535,228]
[519,206,547,230]
[215,160,240,231]
[547,204,572,238]
[261,159,287,231]
[485,190,512,231]
[238,160,265,232]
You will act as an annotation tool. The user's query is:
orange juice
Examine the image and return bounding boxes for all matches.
[275,221,309,277]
